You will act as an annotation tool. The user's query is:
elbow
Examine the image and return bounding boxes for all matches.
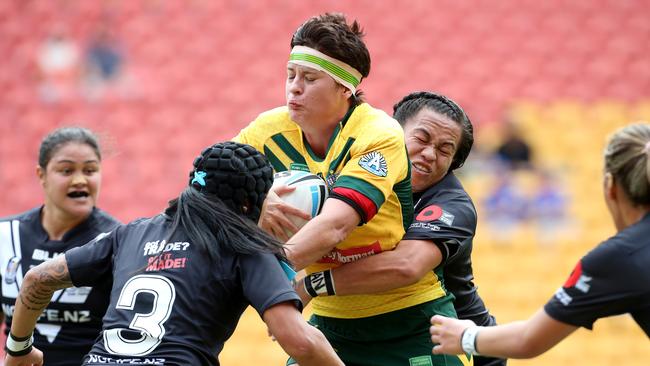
[283,336,319,361]
[276,325,322,361]
[22,267,40,288]
[329,220,354,246]
[21,263,60,300]
[391,257,426,286]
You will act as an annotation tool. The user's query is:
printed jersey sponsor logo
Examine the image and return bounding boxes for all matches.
[563,261,592,293]
[555,260,593,305]
[409,222,441,232]
[32,248,64,261]
[87,354,166,365]
[289,163,310,172]
[317,241,383,264]
[358,151,387,177]
[142,240,190,272]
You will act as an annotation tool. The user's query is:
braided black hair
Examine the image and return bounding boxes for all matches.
[393,91,474,171]
[165,142,285,261]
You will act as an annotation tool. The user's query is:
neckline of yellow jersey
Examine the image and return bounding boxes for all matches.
[303,104,358,162]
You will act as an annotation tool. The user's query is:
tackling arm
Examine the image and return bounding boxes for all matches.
[297,239,442,299]
[430,309,577,359]
[284,198,360,271]
[5,255,74,365]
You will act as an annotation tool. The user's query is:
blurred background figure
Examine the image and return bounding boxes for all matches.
[493,114,533,171]
[529,168,571,246]
[82,22,126,101]
[36,26,81,103]
[482,169,529,244]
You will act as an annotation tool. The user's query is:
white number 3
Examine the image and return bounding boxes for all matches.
[104,274,176,356]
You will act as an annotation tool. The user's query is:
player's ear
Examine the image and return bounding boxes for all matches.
[341,85,352,99]
[36,165,46,187]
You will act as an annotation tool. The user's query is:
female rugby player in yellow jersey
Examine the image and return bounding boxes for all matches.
[235,13,469,366]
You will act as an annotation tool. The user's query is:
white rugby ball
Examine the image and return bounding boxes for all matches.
[271,170,328,234]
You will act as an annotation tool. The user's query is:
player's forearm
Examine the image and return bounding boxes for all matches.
[329,251,417,294]
[472,320,536,358]
[474,310,576,358]
[327,239,441,295]
[11,256,73,337]
[286,215,353,271]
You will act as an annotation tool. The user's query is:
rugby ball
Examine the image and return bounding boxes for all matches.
[271,170,328,234]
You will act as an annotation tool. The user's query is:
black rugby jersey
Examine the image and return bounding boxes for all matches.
[403,173,494,326]
[545,213,650,336]
[65,214,301,366]
[0,207,120,366]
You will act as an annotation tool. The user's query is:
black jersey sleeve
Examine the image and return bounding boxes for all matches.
[65,228,118,287]
[544,238,642,329]
[403,191,476,264]
[239,253,302,316]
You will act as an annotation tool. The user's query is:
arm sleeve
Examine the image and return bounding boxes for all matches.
[403,191,476,264]
[333,133,409,223]
[544,240,641,329]
[65,229,118,287]
[239,253,302,316]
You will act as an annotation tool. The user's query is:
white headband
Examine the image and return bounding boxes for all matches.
[289,45,363,94]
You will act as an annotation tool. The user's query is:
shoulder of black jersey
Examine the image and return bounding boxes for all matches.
[92,208,122,229]
[588,218,650,263]
[418,177,476,219]
[0,206,41,223]
[126,214,161,228]
[612,213,650,255]
[581,234,639,277]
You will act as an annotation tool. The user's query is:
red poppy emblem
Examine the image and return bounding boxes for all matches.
[416,205,443,222]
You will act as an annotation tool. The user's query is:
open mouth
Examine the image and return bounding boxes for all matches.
[67,191,89,199]
[412,162,431,174]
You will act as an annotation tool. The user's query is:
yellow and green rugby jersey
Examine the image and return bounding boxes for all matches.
[234,103,448,318]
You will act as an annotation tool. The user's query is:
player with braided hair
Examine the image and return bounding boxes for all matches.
[294,91,502,365]
[4,142,344,366]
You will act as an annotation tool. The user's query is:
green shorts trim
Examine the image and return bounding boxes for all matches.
[289,296,472,366]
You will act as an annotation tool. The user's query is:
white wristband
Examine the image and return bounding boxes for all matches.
[460,326,482,355]
[5,332,34,356]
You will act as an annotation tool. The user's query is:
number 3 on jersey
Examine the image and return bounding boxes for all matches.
[104,274,176,356]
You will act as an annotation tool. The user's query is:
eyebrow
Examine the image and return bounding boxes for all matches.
[53,159,99,164]
[414,127,431,137]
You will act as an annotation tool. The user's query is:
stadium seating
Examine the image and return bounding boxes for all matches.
[1,1,649,365]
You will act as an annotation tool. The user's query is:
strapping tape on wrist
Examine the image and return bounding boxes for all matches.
[304,270,336,297]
